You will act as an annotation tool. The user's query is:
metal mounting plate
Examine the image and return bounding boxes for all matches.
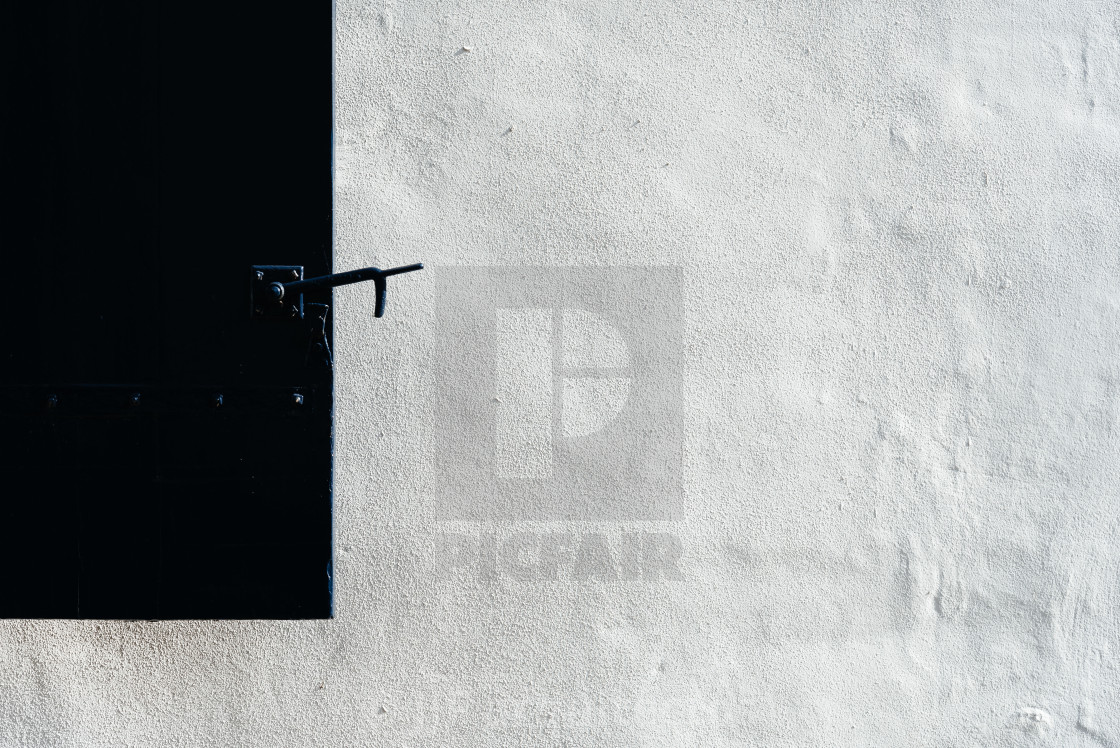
[251,265,304,319]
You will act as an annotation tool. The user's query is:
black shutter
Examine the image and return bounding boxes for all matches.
[0,2,334,618]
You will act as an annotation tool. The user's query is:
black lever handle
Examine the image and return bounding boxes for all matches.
[255,263,423,319]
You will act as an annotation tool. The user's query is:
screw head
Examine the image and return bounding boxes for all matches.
[255,270,264,281]
[130,393,141,407]
[212,394,224,408]
[46,394,58,409]
[290,269,300,280]
[289,305,300,317]
[292,393,304,406]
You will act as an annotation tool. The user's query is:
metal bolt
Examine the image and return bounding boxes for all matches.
[255,270,264,281]
[292,393,304,406]
[130,393,141,407]
[46,394,58,409]
[212,394,224,408]
[289,305,300,317]
[290,269,300,280]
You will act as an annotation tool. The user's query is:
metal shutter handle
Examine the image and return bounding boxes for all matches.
[252,263,423,319]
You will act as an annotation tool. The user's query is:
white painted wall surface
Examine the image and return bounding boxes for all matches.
[4,0,1120,745]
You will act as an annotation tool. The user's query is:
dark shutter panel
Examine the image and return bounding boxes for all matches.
[0,1,334,619]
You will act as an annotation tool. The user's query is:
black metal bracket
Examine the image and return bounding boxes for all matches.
[1,385,323,417]
[251,265,306,320]
[250,263,423,320]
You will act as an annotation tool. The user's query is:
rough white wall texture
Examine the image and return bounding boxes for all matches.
[4,0,1120,745]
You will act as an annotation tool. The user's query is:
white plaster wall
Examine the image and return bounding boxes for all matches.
[3,0,1120,745]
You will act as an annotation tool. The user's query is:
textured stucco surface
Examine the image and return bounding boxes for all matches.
[4,0,1120,745]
